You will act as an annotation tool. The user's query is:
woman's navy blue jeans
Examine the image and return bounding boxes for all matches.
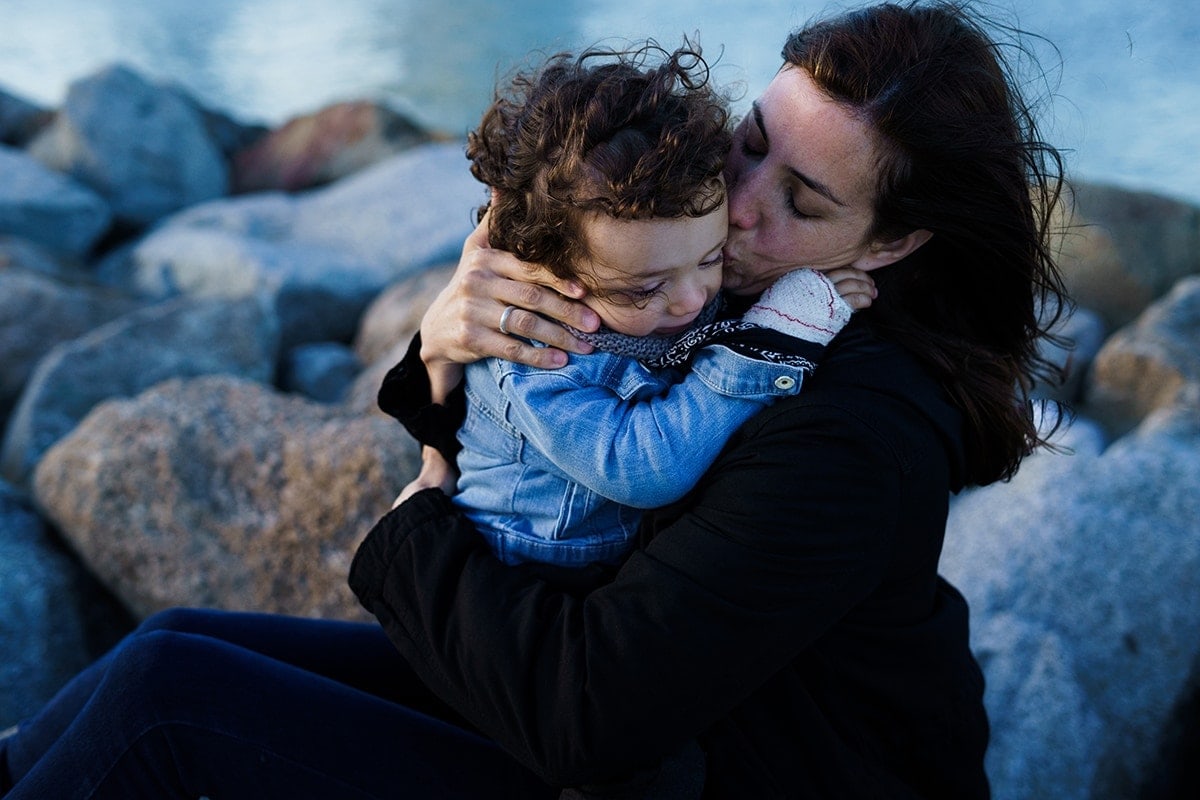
[0,608,556,799]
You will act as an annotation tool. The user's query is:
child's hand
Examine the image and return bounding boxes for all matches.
[824,267,877,311]
[742,268,853,346]
[393,446,459,508]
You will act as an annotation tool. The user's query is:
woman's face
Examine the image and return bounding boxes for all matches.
[722,65,888,295]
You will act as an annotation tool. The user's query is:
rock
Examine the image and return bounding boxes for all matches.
[231,100,432,193]
[32,375,420,620]
[941,407,1200,799]
[0,267,141,426]
[0,480,132,729]
[1056,181,1200,329]
[26,64,228,228]
[0,145,112,256]
[0,296,278,487]
[0,86,53,147]
[1082,275,1200,436]
[1,235,87,280]
[342,262,455,417]
[290,141,482,269]
[166,88,269,160]
[120,215,381,349]
[969,613,1105,799]
[353,262,454,365]
[344,339,409,420]
[107,142,481,349]
[282,341,361,404]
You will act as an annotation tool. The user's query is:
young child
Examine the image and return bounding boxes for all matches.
[381,42,859,567]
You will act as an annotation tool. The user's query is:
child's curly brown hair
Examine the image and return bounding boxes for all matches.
[467,41,732,289]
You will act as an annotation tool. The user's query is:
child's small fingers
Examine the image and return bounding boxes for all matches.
[840,290,875,311]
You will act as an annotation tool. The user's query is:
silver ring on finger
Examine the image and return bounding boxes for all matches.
[498,304,519,336]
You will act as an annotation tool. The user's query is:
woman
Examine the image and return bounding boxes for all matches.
[0,2,1066,797]
[355,0,1066,797]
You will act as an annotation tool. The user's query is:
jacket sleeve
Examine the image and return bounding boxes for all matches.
[377,333,466,462]
[349,396,903,787]
[493,343,810,508]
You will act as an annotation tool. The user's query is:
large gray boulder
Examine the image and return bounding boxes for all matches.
[107,142,481,350]
[0,480,129,729]
[0,145,112,256]
[33,375,420,620]
[942,405,1200,800]
[27,64,228,227]
[0,267,140,425]
[1,296,278,486]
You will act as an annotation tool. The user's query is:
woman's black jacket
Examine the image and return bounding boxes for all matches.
[349,319,990,799]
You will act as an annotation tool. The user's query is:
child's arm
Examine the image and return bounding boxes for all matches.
[739,267,859,345]
[496,269,857,509]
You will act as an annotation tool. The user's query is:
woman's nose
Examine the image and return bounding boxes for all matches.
[725,165,758,230]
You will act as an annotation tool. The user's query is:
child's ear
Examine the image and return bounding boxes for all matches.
[853,229,933,271]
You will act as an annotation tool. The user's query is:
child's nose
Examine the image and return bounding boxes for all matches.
[670,279,709,316]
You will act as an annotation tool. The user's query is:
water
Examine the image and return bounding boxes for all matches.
[2,0,1197,205]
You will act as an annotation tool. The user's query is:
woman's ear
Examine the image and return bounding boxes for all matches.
[854,229,933,271]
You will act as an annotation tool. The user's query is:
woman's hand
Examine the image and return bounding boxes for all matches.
[824,266,878,310]
[419,213,601,374]
[394,446,459,508]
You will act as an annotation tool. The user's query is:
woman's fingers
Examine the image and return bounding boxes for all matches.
[417,217,598,369]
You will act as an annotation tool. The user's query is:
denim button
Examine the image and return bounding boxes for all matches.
[774,375,796,390]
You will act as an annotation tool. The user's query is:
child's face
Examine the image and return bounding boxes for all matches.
[576,201,727,337]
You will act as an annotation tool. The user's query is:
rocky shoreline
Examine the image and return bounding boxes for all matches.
[2,64,1198,800]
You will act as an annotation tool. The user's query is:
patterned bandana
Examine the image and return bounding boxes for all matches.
[562,296,818,371]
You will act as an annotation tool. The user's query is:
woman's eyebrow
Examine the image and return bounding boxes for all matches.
[752,101,847,208]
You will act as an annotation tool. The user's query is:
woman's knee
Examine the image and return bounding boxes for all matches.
[103,627,228,715]
[108,628,189,680]
[136,606,219,637]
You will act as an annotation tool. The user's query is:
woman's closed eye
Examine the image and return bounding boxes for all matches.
[739,127,766,158]
[786,188,816,220]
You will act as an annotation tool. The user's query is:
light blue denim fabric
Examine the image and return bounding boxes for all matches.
[454,343,811,566]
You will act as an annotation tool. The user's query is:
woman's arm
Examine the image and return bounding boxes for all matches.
[418,214,878,373]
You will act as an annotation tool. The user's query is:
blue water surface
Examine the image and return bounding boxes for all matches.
[2,0,1196,204]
